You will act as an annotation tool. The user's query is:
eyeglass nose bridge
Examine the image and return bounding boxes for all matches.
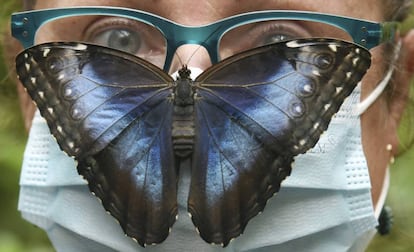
[161,25,222,71]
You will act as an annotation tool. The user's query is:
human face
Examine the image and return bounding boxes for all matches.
[18,0,409,209]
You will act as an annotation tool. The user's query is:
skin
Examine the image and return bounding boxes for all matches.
[8,0,414,211]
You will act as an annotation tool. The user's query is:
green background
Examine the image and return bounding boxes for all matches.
[0,2,413,251]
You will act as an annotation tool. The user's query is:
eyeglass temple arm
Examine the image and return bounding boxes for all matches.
[11,15,36,48]
[378,22,400,44]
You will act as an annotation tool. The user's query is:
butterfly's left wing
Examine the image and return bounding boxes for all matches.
[16,43,178,246]
[189,38,371,246]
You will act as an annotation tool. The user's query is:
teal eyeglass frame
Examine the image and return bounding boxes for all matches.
[11,6,399,71]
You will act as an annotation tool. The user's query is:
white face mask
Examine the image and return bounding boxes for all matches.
[19,65,389,252]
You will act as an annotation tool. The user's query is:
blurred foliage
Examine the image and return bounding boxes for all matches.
[0,1,54,252]
[366,147,414,252]
[0,1,413,252]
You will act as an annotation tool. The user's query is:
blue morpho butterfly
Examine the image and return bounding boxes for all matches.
[16,38,371,247]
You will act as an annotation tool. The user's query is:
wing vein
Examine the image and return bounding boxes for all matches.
[86,87,171,151]
[200,71,297,88]
[198,105,242,176]
[197,87,292,141]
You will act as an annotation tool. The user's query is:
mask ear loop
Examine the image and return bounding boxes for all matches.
[355,41,402,116]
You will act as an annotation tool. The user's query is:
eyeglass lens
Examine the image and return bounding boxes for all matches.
[34,15,354,69]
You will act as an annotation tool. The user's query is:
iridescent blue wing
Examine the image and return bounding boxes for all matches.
[190,38,371,245]
[16,43,177,246]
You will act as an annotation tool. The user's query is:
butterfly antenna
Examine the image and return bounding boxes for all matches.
[185,45,203,67]
[175,51,185,68]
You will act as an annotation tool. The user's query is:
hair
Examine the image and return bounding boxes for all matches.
[381,0,414,154]
[382,0,413,21]
[23,0,35,10]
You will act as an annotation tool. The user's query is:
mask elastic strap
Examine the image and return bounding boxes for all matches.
[355,41,402,116]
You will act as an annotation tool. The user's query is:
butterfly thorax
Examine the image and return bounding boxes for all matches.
[172,66,195,158]
[174,66,194,106]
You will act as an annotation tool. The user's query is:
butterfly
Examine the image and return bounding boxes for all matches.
[16,38,371,247]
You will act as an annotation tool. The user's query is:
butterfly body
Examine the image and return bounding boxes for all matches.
[16,39,371,247]
[172,66,196,158]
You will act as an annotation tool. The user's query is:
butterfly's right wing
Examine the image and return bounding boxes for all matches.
[190,39,371,246]
[16,43,177,246]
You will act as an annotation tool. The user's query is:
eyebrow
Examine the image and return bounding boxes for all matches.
[28,0,377,24]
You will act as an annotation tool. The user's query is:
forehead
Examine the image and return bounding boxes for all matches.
[35,0,384,24]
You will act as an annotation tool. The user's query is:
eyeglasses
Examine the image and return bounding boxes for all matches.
[11,6,399,71]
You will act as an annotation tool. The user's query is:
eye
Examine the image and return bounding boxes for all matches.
[93,28,141,54]
[251,22,308,47]
[259,33,294,46]
[83,17,167,68]
[219,21,311,59]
